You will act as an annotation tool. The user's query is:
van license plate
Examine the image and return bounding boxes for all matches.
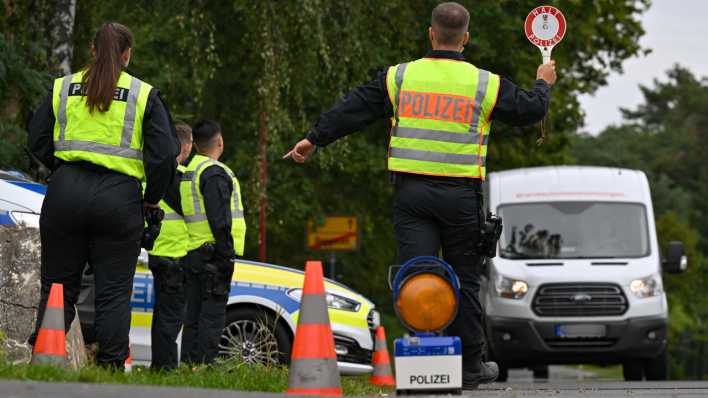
[556,324,606,338]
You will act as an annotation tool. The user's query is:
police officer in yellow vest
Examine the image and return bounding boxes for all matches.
[284,3,556,389]
[27,23,178,369]
[145,123,193,371]
[180,120,246,365]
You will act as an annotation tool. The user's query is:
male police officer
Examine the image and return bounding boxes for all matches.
[146,123,192,371]
[284,2,556,389]
[180,120,246,365]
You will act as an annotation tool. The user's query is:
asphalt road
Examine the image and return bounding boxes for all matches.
[3,379,708,398]
[474,381,708,397]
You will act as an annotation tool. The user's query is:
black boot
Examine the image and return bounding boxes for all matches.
[462,361,499,390]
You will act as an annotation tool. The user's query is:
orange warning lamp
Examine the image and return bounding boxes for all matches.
[396,273,457,332]
[392,256,460,333]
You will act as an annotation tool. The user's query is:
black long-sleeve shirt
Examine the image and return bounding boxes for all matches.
[306,50,550,147]
[162,167,184,216]
[200,164,235,261]
[27,88,179,205]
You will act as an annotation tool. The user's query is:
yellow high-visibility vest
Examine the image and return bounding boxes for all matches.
[51,70,152,179]
[385,58,500,179]
[180,154,246,256]
[145,165,189,259]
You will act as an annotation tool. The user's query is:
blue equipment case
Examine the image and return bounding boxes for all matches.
[391,257,464,395]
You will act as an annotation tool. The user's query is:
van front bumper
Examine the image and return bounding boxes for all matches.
[486,315,667,367]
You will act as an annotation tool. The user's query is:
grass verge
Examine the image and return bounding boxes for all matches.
[0,359,393,396]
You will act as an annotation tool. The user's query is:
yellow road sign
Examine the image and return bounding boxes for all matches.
[307,216,358,251]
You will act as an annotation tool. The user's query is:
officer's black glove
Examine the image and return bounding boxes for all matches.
[141,206,165,250]
[204,254,234,297]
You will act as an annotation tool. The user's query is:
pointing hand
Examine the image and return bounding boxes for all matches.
[283,138,316,163]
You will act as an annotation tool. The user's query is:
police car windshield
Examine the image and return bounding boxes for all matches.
[498,202,650,260]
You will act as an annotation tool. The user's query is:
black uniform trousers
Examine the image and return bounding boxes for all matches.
[393,173,485,373]
[181,249,234,365]
[29,163,143,368]
[147,255,186,371]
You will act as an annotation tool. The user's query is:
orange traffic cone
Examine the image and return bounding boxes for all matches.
[124,345,133,373]
[31,283,67,365]
[369,326,395,386]
[286,261,342,397]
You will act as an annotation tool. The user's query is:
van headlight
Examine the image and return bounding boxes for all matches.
[494,274,529,299]
[629,274,663,298]
[287,288,361,312]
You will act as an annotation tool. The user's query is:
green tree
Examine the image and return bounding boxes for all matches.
[572,66,708,379]
[0,1,55,170]
[5,1,651,310]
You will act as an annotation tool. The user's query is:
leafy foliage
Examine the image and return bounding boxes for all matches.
[572,66,708,379]
[3,1,649,323]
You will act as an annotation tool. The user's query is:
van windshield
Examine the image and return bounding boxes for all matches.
[498,202,650,259]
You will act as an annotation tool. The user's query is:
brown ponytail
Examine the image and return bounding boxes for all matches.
[82,23,133,113]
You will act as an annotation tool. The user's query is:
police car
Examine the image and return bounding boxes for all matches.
[0,170,45,227]
[0,171,379,375]
[129,257,379,374]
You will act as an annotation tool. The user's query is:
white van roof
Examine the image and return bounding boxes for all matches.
[487,166,650,205]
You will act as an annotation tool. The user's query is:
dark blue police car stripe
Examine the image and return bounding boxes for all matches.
[7,181,47,195]
[0,212,14,225]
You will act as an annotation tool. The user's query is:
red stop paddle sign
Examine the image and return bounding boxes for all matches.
[525,5,566,63]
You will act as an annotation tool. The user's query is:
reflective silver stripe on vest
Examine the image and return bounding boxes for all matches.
[163,212,183,221]
[389,147,482,165]
[470,70,490,166]
[120,77,142,148]
[190,159,216,216]
[213,161,244,219]
[395,126,480,144]
[188,158,244,221]
[56,74,143,160]
[184,214,208,223]
[469,70,489,134]
[393,63,408,123]
[231,178,244,218]
[57,74,73,142]
[233,196,244,218]
[54,140,142,160]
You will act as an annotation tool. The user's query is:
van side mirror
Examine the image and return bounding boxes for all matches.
[663,241,687,274]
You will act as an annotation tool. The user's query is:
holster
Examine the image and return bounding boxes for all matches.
[199,244,233,298]
[149,257,184,294]
[478,212,503,259]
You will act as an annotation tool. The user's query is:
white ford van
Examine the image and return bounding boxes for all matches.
[482,166,687,381]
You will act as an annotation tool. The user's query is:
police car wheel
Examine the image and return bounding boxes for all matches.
[219,307,292,366]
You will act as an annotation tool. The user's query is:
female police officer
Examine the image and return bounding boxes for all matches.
[28,22,178,369]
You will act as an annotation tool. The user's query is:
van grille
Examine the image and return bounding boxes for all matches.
[532,283,628,317]
[544,338,617,348]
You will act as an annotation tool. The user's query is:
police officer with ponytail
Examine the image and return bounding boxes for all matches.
[28,22,178,369]
[284,2,556,389]
[180,120,246,365]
